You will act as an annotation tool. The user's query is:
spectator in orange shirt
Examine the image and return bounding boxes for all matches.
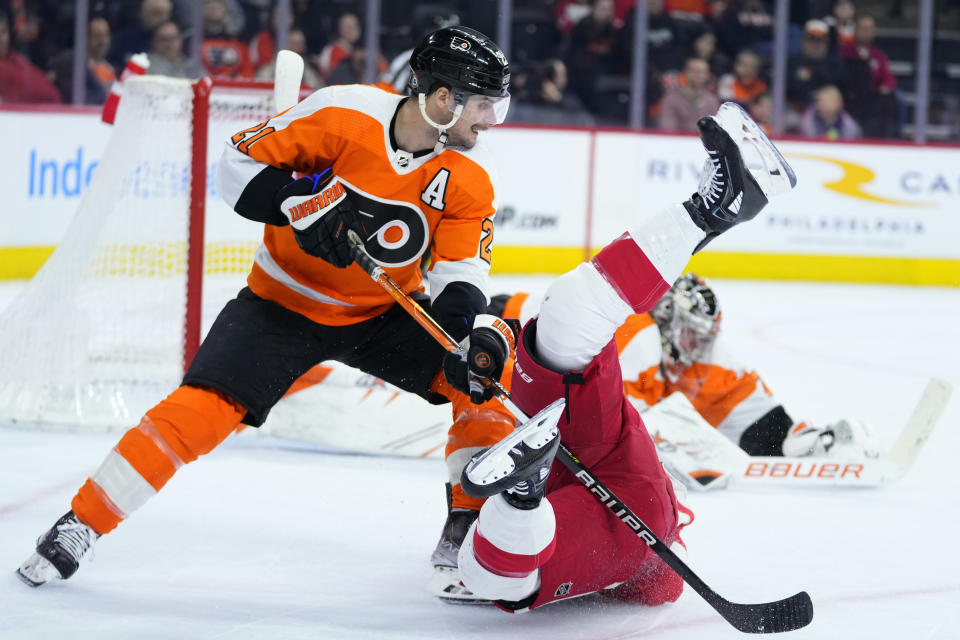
[717,49,767,106]
[0,13,61,104]
[50,16,117,104]
[201,0,254,79]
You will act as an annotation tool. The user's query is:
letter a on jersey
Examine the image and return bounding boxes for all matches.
[421,169,450,211]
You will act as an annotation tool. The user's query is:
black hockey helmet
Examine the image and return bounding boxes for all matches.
[409,26,510,98]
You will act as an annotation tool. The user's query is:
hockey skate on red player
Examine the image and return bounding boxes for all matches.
[428,399,565,604]
[17,511,100,587]
[685,101,797,251]
[460,398,565,508]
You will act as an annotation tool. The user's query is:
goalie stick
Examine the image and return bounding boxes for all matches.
[645,379,952,490]
[346,231,813,634]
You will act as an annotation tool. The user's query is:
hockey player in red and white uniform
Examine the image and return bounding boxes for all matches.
[17,25,519,587]
[432,272,877,595]
[436,103,799,609]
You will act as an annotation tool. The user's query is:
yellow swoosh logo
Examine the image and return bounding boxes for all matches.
[787,153,932,207]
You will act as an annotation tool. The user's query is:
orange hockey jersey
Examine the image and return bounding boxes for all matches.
[217,84,497,325]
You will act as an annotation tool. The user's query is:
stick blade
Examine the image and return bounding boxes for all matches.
[717,591,814,634]
[887,377,953,472]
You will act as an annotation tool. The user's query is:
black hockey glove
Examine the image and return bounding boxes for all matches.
[443,314,517,404]
[275,169,365,268]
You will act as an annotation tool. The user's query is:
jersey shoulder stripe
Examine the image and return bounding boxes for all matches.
[280,83,402,130]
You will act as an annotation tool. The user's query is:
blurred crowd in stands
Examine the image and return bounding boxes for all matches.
[1,0,958,141]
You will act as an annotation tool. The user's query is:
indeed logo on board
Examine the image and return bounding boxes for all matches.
[28,148,98,198]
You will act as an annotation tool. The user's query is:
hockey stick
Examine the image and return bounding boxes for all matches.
[647,380,952,490]
[346,231,813,634]
[273,49,304,112]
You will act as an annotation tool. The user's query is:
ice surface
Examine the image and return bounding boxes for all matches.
[1,277,958,639]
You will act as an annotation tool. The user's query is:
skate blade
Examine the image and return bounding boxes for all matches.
[464,398,565,490]
[714,102,797,197]
[16,553,61,587]
[428,566,492,605]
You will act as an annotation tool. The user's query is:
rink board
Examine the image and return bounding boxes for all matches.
[1,107,958,284]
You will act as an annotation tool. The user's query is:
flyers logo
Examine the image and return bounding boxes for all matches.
[342,182,430,268]
[450,36,472,53]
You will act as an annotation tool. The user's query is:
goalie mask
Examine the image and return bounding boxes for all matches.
[653,274,722,379]
[408,26,511,151]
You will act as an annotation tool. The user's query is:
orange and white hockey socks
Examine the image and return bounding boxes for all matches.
[445,401,516,511]
[71,385,245,534]
[457,493,557,602]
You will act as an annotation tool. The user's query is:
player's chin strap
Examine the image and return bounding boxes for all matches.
[418,93,464,154]
[344,230,813,635]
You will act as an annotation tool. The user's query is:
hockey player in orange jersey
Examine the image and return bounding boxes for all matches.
[17,25,521,587]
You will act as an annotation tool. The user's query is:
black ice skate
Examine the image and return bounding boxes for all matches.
[427,486,488,604]
[685,102,797,252]
[461,398,565,509]
[16,511,100,587]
